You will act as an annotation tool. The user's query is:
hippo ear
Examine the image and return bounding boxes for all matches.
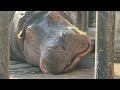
[17,30,25,39]
[48,11,61,22]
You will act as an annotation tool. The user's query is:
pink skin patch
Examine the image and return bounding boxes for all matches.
[48,11,60,22]
[26,26,36,40]
[39,60,49,74]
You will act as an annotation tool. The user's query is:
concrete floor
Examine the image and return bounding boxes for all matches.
[10,52,120,79]
[10,53,95,79]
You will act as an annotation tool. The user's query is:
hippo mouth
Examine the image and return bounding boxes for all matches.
[40,40,94,74]
[63,40,93,73]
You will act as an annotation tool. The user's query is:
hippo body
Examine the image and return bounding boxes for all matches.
[10,11,93,74]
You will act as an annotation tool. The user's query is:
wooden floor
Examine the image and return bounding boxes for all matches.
[9,53,120,79]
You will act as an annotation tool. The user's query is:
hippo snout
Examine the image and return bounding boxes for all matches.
[39,31,93,74]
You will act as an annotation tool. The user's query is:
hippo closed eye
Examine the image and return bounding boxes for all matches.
[10,11,94,74]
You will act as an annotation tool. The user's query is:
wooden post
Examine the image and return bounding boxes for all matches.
[0,11,9,79]
[114,11,120,62]
[77,11,87,31]
[95,11,115,79]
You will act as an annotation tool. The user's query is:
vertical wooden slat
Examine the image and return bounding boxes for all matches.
[95,11,115,79]
[77,11,87,31]
[0,11,9,79]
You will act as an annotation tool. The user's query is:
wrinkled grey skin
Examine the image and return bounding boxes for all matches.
[10,11,94,74]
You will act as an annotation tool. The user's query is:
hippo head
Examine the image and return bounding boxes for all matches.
[18,11,94,74]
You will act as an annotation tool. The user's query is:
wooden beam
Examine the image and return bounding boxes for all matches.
[95,11,115,79]
[77,11,87,31]
[0,11,9,79]
[114,11,120,62]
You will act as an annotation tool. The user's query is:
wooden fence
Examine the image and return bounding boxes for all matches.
[0,11,115,79]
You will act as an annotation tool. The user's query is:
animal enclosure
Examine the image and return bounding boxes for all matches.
[0,11,120,79]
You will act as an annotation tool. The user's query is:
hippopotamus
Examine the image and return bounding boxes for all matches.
[10,11,94,74]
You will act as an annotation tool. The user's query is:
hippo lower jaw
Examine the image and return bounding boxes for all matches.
[63,40,94,73]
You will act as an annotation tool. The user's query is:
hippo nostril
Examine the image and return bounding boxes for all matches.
[67,61,71,66]
[47,47,52,51]
[47,45,59,50]
[59,32,65,39]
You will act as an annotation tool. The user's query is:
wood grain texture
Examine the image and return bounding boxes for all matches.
[0,11,9,79]
[95,11,115,79]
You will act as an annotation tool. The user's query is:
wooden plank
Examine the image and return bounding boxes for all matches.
[95,11,115,79]
[63,11,87,31]
[0,11,9,79]
[114,11,120,62]
[77,11,87,31]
